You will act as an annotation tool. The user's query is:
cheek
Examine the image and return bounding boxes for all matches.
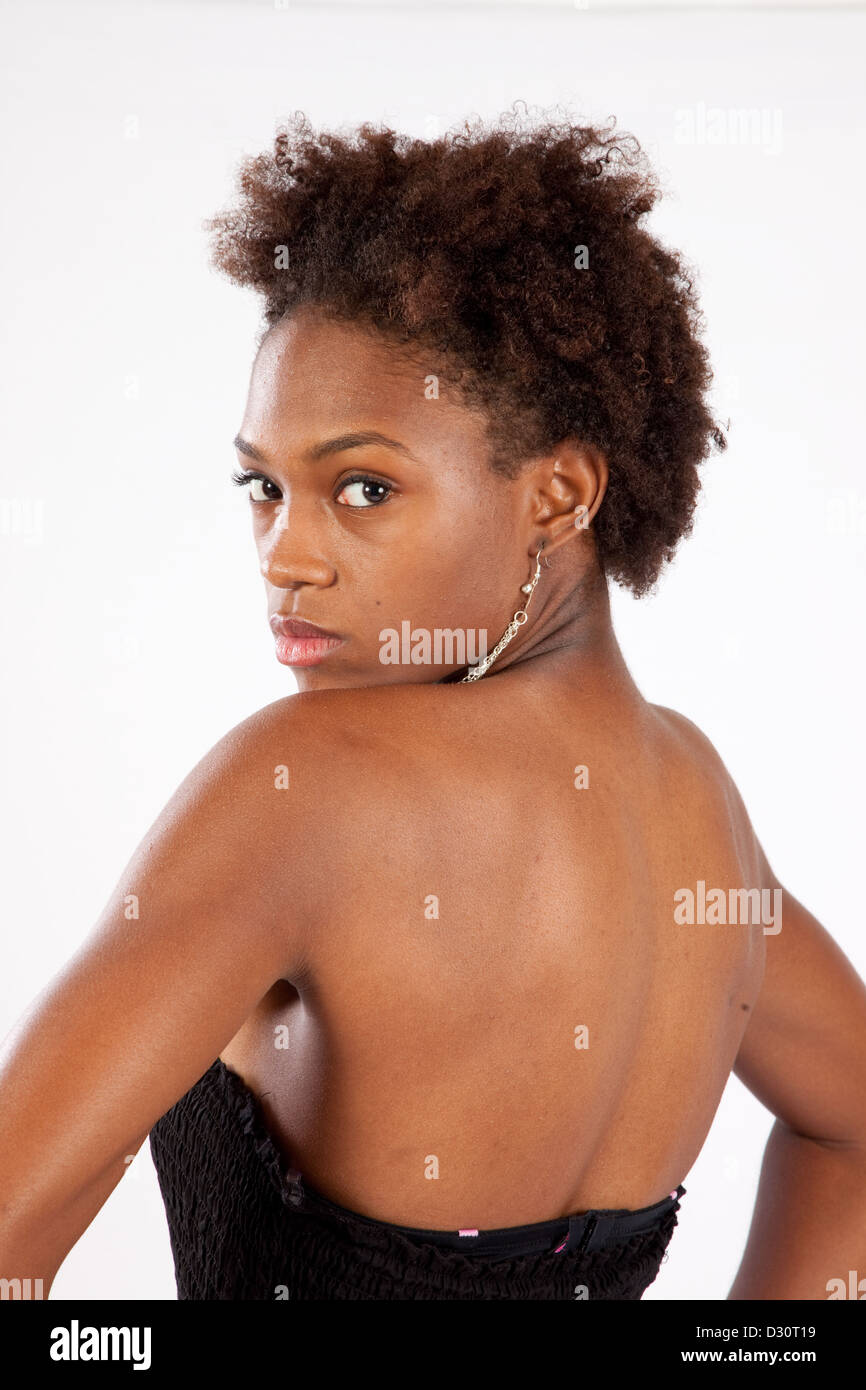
[408,498,514,595]
[375,545,508,631]
[346,476,516,620]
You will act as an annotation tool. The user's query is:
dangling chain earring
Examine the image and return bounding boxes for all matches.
[459,504,589,682]
[460,543,546,682]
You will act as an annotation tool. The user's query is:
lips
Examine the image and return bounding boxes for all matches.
[268,612,346,668]
[269,614,342,640]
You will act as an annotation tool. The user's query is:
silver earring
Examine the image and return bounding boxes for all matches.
[573,504,589,529]
[460,545,545,682]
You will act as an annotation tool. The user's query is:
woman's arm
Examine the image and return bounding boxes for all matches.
[658,712,866,1298]
[729,878,866,1299]
[0,695,314,1295]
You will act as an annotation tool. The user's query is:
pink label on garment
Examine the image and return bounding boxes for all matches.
[458,1228,479,1237]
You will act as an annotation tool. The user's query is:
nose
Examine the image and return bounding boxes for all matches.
[257,501,336,590]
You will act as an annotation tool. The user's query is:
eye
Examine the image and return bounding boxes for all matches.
[231,469,281,502]
[334,475,393,508]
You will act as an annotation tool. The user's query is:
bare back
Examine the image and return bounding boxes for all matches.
[218,666,766,1230]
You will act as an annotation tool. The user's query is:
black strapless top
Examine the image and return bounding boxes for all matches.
[148,1058,684,1300]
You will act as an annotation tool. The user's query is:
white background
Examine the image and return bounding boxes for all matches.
[1,0,864,1301]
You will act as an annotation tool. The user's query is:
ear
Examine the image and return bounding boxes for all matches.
[526,440,609,560]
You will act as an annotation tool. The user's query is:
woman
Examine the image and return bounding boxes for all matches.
[2,108,865,1302]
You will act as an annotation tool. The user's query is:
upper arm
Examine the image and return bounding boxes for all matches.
[655,704,866,1147]
[711,735,866,1149]
[0,695,317,1280]
[732,843,866,1148]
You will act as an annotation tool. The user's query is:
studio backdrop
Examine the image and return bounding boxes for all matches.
[1,0,863,1300]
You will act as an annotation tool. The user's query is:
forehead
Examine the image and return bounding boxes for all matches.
[242,307,491,457]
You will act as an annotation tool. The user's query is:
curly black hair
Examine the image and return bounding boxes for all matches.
[205,102,725,596]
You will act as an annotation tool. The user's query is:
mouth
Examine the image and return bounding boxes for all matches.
[269,613,347,668]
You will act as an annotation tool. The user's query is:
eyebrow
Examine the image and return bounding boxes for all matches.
[232,431,419,465]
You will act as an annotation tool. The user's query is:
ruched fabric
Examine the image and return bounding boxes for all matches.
[148,1058,683,1300]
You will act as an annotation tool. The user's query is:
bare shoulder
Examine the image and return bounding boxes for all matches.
[222,683,454,819]
[650,702,732,773]
[651,702,749,797]
[649,701,742,804]
[649,702,767,882]
[229,683,447,764]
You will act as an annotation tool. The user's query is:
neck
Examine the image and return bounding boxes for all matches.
[448,555,639,693]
